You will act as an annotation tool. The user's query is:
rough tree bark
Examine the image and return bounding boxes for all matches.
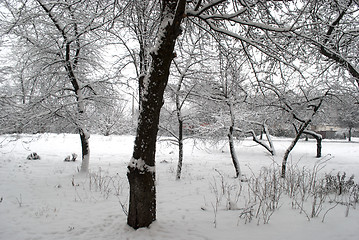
[127,0,186,229]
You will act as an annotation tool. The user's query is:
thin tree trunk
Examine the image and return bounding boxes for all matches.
[282,121,311,178]
[228,126,241,178]
[67,59,90,173]
[348,127,352,142]
[263,122,275,155]
[173,43,197,180]
[227,101,240,178]
[282,94,326,178]
[127,0,186,229]
[317,137,322,158]
[176,119,183,180]
[37,0,90,173]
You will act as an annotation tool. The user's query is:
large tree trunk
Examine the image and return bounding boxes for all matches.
[127,0,186,229]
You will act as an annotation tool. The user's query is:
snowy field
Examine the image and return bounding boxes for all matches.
[0,133,358,240]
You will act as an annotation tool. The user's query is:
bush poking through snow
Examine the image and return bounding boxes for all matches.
[86,168,128,215]
[325,172,355,195]
[208,163,359,227]
[209,169,280,225]
[26,152,40,160]
[64,153,78,162]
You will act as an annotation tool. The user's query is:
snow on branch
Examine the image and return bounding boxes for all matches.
[198,14,292,33]
[187,0,229,16]
[202,20,295,67]
[303,129,322,140]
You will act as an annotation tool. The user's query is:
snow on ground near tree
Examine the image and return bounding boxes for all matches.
[0,133,358,240]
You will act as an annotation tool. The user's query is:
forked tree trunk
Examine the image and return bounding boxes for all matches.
[69,67,90,173]
[282,95,326,178]
[127,0,186,229]
[241,122,275,156]
[282,120,311,178]
[263,123,275,155]
[233,124,275,156]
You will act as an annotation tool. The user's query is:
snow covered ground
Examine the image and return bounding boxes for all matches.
[0,133,358,240]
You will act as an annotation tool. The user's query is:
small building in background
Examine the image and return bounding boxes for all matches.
[310,125,355,139]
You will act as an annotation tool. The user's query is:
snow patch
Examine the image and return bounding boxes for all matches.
[141,73,151,102]
[128,157,155,174]
[150,17,174,56]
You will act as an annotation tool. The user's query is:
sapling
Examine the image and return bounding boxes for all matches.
[16,194,23,207]
[311,183,326,218]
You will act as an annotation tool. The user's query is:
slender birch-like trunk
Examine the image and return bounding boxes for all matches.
[227,102,241,178]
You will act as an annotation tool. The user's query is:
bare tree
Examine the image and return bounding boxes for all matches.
[165,51,201,179]
[1,0,123,172]
[126,0,335,228]
[215,48,249,178]
[261,82,329,178]
[126,0,186,229]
